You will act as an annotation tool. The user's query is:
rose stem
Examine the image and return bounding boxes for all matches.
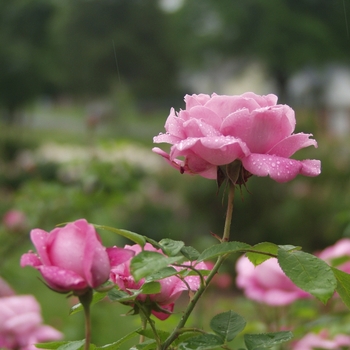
[161,182,235,349]
[79,289,93,350]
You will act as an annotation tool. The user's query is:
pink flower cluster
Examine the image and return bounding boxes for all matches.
[236,256,310,306]
[110,243,209,320]
[0,286,62,350]
[153,93,320,183]
[292,329,350,350]
[21,220,209,320]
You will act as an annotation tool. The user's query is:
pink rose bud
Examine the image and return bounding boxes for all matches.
[110,243,209,320]
[0,295,62,350]
[153,92,320,183]
[20,219,134,294]
[236,255,310,306]
[318,238,350,273]
[292,329,350,350]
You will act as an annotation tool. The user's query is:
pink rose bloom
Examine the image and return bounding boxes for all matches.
[21,219,134,293]
[292,330,350,350]
[236,255,310,306]
[2,210,27,231]
[110,243,209,320]
[153,92,320,183]
[0,295,62,350]
[318,238,350,273]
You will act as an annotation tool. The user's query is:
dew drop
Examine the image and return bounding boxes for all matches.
[271,162,276,167]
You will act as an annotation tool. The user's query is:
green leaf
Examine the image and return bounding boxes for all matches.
[132,339,157,350]
[278,245,301,252]
[97,328,142,350]
[137,328,170,342]
[35,339,87,350]
[70,291,107,315]
[177,334,224,350]
[244,331,293,350]
[93,225,146,247]
[108,289,137,302]
[181,246,200,261]
[35,342,73,349]
[159,238,184,256]
[210,310,246,342]
[197,242,251,262]
[130,251,185,282]
[145,267,178,282]
[332,267,350,309]
[140,281,161,294]
[35,340,94,350]
[278,249,337,304]
[246,242,278,266]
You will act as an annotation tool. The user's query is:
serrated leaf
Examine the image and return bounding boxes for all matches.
[177,334,224,350]
[332,267,350,309]
[36,341,94,350]
[246,242,278,266]
[159,239,184,256]
[97,328,142,350]
[278,245,301,252]
[278,249,336,304]
[145,267,178,283]
[130,251,185,282]
[198,242,251,262]
[244,331,293,350]
[93,225,146,247]
[181,246,200,261]
[70,291,107,315]
[210,310,246,342]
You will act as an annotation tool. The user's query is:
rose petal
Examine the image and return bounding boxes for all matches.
[37,266,87,292]
[268,133,318,157]
[20,253,42,268]
[30,229,51,265]
[106,247,135,266]
[242,154,320,183]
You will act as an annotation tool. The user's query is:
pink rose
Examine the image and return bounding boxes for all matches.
[0,295,62,350]
[318,238,350,273]
[21,219,134,293]
[236,255,310,306]
[292,330,350,350]
[110,243,209,320]
[153,93,320,183]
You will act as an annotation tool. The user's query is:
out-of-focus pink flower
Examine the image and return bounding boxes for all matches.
[0,295,62,350]
[110,243,209,320]
[236,255,310,306]
[318,238,350,273]
[205,262,232,289]
[292,329,350,350]
[2,210,27,232]
[20,219,134,294]
[153,92,320,183]
[0,277,15,297]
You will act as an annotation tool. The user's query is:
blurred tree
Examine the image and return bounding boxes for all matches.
[0,0,55,123]
[49,0,184,102]
[178,0,350,102]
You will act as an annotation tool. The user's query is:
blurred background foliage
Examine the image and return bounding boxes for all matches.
[1,0,350,345]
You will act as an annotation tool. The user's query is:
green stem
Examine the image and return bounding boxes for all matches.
[222,182,235,242]
[161,182,236,350]
[79,289,93,350]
